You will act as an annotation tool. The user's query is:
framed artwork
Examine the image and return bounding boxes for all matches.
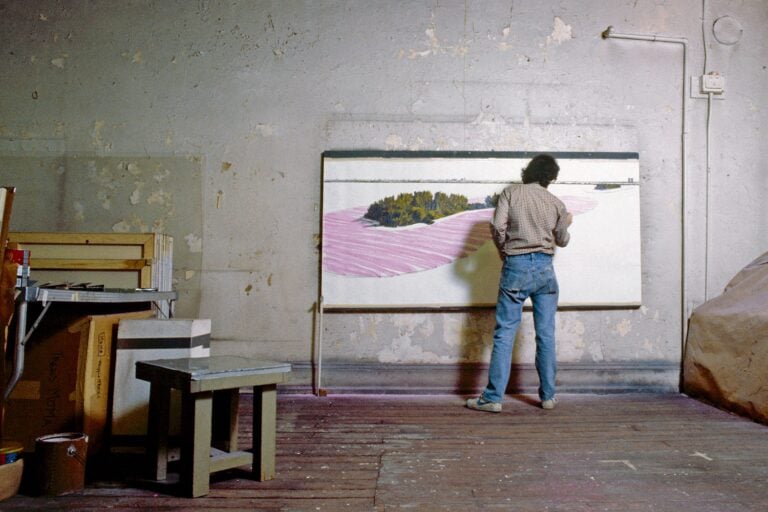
[321,151,641,309]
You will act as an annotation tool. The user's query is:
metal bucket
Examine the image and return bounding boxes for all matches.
[34,432,89,496]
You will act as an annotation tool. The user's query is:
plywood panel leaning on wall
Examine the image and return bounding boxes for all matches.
[1,186,17,443]
[0,188,16,336]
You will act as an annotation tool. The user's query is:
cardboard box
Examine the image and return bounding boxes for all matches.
[5,309,154,453]
[80,310,155,452]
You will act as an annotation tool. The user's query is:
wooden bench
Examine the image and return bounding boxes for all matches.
[135,356,291,497]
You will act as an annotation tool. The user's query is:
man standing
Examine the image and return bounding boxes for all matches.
[467,154,572,413]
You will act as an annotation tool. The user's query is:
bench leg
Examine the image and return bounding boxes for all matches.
[146,384,171,481]
[212,388,240,452]
[252,383,277,480]
[181,390,213,498]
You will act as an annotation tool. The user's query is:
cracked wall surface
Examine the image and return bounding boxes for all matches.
[1,1,766,388]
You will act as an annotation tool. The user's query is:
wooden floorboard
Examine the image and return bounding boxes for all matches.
[2,393,766,511]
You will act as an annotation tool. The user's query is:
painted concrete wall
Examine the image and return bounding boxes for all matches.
[1,1,766,390]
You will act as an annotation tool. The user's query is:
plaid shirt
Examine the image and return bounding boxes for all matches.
[492,183,571,256]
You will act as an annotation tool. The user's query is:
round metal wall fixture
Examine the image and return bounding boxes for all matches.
[712,15,743,45]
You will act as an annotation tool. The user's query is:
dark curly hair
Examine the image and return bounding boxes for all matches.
[521,154,560,188]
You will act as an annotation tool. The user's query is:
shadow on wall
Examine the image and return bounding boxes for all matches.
[452,218,521,393]
[452,218,544,395]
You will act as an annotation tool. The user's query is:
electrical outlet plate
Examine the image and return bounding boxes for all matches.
[701,74,725,93]
[690,76,726,99]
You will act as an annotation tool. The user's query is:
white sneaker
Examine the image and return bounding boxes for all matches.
[466,396,502,413]
[541,398,557,410]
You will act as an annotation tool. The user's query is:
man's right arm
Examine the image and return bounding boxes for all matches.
[491,189,510,251]
[553,206,572,248]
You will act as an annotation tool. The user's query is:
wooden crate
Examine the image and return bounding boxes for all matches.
[7,232,172,292]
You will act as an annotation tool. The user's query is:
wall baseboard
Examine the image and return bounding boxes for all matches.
[279,361,681,394]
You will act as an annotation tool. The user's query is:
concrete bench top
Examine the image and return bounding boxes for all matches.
[136,356,291,392]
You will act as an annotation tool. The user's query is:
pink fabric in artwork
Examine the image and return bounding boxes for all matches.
[323,196,597,278]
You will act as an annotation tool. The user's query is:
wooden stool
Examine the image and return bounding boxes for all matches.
[135,356,291,497]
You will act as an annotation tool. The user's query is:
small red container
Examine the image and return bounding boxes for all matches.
[0,442,23,465]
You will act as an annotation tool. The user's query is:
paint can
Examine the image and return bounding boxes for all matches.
[33,432,89,496]
[0,442,23,465]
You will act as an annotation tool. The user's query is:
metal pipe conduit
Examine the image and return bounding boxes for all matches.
[601,26,691,365]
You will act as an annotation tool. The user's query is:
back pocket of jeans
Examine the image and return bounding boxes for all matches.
[501,266,533,292]
[537,266,558,294]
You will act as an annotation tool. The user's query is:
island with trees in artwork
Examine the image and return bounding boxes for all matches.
[363,191,497,227]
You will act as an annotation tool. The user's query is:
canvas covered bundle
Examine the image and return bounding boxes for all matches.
[683,251,768,424]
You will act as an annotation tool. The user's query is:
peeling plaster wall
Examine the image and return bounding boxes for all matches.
[1,1,766,389]
[0,155,203,315]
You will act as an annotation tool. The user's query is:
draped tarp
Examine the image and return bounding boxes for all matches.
[683,251,768,424]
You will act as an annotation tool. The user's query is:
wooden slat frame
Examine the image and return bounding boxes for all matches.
[8,232,162,289]
[31,258,150,270]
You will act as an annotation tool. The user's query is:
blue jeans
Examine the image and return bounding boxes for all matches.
[482,252,559,403]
